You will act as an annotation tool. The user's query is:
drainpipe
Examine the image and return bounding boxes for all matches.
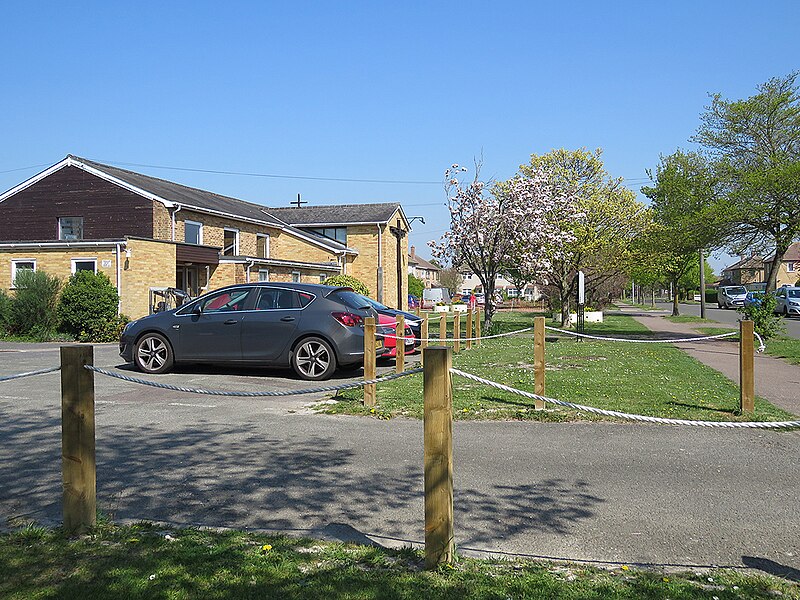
[245,260,255,283]
[376,224,383,303]
[115,243,123,315]
[170,205,183,241]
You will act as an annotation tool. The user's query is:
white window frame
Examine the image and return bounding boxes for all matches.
[71,258,97,274]
[58,216,84,241]
[788,261,796,273]
[319,273,326,283]
[258,269,270,282]
[292,271,301,283]
[184,220,203,245]
[257,233,270,258]
[10,259,36,287]
[223,228,240,256]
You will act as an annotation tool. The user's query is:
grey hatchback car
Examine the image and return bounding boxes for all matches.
[120,283,382,380]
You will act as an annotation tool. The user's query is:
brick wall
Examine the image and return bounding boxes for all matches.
[121,239,176,318]
[0,247,120,291]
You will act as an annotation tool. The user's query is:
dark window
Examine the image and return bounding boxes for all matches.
[257,234,269,258]
[298,292,314,307]
[223,229,239,256]
[59,217,84,241]
[185,221,202,245]
[72,260,96,274]
[310,227,346,245]
[200,288,251,312]
[331,290,371,311]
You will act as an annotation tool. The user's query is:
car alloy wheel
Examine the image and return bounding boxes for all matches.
[134,333,174,374]
[292,337,336,381]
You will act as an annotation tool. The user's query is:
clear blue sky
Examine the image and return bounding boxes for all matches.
[1,1,798,271]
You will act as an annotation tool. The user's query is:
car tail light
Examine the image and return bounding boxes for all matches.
[332,312,364,327]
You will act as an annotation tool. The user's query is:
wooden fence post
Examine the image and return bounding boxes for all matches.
[739,319,754,413]
[423,347,454,569]
[533,316,546,410]
[439,313,447,345]
[61,345,96,534]
[415,306,421,317]
[364,317,376,407]
[466,309,473,349]
[453,313,461,353]
[420,315,429,366]
[396,314,405,374]
[475,308,481,347]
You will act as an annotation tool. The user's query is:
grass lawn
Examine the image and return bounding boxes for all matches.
[762,336,800,365]
[665,315,714,323]
[323,312,794,422]
[2,522,796,600]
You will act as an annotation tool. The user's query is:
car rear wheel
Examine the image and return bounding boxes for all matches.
[292,337,336,381]
[134,333,174,374]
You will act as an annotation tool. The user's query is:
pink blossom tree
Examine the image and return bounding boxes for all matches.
[429,163,578,328]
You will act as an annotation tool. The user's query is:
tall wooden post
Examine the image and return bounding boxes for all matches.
[466,310,473,349]
[533,316,546,410]
[364,317,377,407]
[420,316,429,366]
[61,345,96,534]
[415,306,421,317]
[475,308,481,347]
[739,319,755,413]
[423,347,454,569]
[453,313,461,353]
[395,314,405,373]
[439,313,447,344]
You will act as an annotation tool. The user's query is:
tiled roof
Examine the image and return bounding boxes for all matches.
[265,203,403,225]
[723,255,765,272]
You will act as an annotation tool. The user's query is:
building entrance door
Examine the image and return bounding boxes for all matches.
[176,266,200,297]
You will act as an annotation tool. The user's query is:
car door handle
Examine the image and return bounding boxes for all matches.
[223,319,238,325]
[280,316,296,322]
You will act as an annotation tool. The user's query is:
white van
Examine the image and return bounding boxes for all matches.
[717,285,748,309]
[422,287,451,309]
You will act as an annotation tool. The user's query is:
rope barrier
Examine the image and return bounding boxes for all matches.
[0,366,61,382]
[85,365,423,397]
[450,368,800,429]
[376,326,533,343]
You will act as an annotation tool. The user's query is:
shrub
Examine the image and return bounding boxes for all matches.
[323,274,370,296]
[0,290,11,334]
[58,271,121,342]
[9,269,61,337]
[408,274,425,298]
[737,293,784,340]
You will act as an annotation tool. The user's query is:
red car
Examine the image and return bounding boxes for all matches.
[377,313,416,358]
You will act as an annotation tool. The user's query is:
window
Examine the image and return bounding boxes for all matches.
[71,259,97,274]
[11,259,36,286]
[310,227,346,245]
[258,269,270,282]
[788,262,796,273]
[199,288,251,312]
[58,217,84,241]
[184,221,203,245]
[319,274,326,283]
[257,234,270,258]
[292,271,301,283]
[223,228,239,256]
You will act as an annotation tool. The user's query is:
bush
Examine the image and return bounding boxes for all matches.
[737,293,784,340]
[323,274,370,296]
[408,274,425,298]
[9,269,61,337]
[0,290,11,334]
[58,271,122,342]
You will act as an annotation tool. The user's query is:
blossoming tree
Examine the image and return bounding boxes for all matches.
[429,163,578,328]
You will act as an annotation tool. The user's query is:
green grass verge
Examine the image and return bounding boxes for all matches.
[324,313,794,422]
[665,315,713,323]
[764,336,800,365]
[2,522,796,600]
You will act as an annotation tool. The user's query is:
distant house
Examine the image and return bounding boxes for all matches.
[721,243,800,287]
[0,155,411,317]
[407,246,440,288]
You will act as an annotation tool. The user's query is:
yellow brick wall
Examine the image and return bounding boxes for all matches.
[776,262,799,287]
[153,202,173,240]
[121,239,176,318]
[0,248,119,291]
[271,230,340,264]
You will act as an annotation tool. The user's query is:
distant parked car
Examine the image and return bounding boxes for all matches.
[376,313,416,358]
[358,294,422,346]
[744,291,765,308]
[408,294,420,309]
[120,283,384,381]
[775,286,800,316]
[422,287,451,310]
[717,285,748,309]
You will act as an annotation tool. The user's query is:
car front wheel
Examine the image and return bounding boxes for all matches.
[292,337,336,381]
[134,333,174,374]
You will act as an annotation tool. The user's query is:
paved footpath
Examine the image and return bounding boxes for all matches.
[615,304,800,416]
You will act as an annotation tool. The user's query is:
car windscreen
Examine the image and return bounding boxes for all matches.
[726,287,747,295]
[789,290,800,299]
[362,295,388,310]
[331,290,372,311]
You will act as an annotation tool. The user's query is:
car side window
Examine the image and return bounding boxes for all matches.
[200,289,251,313]
[254,288,302,310]
[275,289,300,309]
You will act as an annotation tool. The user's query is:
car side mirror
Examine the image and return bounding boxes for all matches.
[192,304,203,315]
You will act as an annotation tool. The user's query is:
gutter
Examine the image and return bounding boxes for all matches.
[170,205,183,242]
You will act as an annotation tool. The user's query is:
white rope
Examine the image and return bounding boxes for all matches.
[450,368,800,429]
[87,365,422,397]
[376,326,533,343]
[0,366,61,382]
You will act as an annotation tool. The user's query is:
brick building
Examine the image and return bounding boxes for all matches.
[0,155,410,317]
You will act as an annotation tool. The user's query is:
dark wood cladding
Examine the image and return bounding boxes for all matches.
[0,166,155,241]
[175,243,220,265]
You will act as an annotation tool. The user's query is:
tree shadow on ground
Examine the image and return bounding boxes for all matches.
[742,556,800,582]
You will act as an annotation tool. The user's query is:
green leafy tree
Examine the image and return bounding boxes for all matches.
[323,274,370,296]
[693,72,800,292]
[407,274,424,298]
[9,269,61,338]
[521,148,649,325]
[738,294,783,339]
[439,266,464,296]
[58,271,121,342]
